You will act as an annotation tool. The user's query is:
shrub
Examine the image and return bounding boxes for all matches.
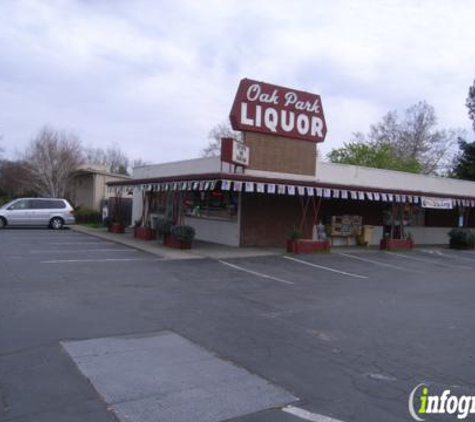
[74,207,101,224]
[170,225,195,242]
[289,225,302,240]
[155,217,173,235]
[448,228,475,250]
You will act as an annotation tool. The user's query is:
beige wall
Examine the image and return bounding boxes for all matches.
[72,173,130,210]
[71,174,95,209]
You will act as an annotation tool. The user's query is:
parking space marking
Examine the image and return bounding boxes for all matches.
[385,251,472,269]
[420,249,475,262]
[47,242,114,245]
[218,260,294,285]
[338,252,420,272]
[283,256,368,279]
[283,406,345,422]
[30,249,137,254]
[41,258,164,264]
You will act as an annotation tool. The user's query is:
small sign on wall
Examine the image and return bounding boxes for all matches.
[221,137,250,167]
[421,197,453,209]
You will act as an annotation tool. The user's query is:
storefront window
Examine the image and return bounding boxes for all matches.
[184,190,238,220]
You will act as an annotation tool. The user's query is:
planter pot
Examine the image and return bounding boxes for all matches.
[287,239,331,254]
[134,227,157,241]
[164,235,192,250]
[108,223,125,234]
[379,238,414,250]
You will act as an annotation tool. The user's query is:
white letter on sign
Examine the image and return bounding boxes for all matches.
[296,114,310,135]
[281,110,295,132]
[284,92,297,107]
[241,103,254,126]
[264,108,278,132]
[311,116,324,137]
[246,84,261,101]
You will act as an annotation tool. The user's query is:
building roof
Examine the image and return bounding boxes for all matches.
[74,164,131,179]
[107,157,475,203]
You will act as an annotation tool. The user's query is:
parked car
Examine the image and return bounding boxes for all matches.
[0,198,76,229]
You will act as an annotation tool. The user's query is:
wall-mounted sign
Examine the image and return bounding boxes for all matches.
[221,137,250,167]
[421,197,453,210]
[229,78,327,143]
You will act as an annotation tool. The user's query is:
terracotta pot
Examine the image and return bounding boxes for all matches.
[287,239,331,254]
[108,223,125,234]
[164,235,192,250]
[379,238,414,250]
[134,227,157,240]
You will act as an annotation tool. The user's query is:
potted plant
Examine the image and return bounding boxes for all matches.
[286,225,330,253]
[109,220,125,233]
[155,217,174,245]
[133,218,157,241]
[379,235,414,250]
[448,228,475,250]
[286,226,302,253]
[167,225,195,249]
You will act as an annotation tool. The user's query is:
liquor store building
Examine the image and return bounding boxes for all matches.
[108,155,475,248]
[108,78,475,248]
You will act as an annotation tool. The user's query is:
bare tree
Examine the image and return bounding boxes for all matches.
[0,159,33,196]
[467,78,475,133]
[201,122,242,157]
[24,127,84,198]
[84,143,130,175]
[347,101,459,174]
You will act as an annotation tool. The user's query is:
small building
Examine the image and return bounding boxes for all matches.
[70,164,130,210]
[108,157,475,247]
[108,78,475,247]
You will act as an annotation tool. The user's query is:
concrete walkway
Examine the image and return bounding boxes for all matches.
[70,225,283,260]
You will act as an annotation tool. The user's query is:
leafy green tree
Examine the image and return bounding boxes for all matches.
[328,140,421,173]
[452,138,475,181]
[328,101,459,174]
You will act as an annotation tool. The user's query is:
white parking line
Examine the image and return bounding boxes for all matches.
[41,258,164,264]
[420,249,475,262]
[47,242,114,245]
[31,249,136,254]
[338,252,420,273]
[218,260,294,285]
[385,251,472,269]
[284,256,368,279]
[283,406,345,422]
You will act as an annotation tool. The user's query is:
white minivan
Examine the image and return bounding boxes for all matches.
[0,198,76,229]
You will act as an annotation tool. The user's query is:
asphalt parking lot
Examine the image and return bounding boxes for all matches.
[1,228,475,422]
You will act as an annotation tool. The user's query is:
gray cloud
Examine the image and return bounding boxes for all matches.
[1,0,474,162]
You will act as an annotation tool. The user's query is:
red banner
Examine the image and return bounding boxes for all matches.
[229,78,327,143]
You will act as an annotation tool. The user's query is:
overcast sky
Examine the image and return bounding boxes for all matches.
[1,0,474,164]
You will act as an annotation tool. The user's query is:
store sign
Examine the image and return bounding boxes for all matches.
[421,197,453,209]
[221,137,250,166]
[229,78,327,143]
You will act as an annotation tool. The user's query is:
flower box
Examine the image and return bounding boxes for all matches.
[379,238,414,250]
[108,223,125,234]
[287,239,331,254]
[133,227,157,241]
[164,235,192,250]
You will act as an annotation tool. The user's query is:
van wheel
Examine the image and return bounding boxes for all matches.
[50,217,64,230]
[0,217,6,228]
